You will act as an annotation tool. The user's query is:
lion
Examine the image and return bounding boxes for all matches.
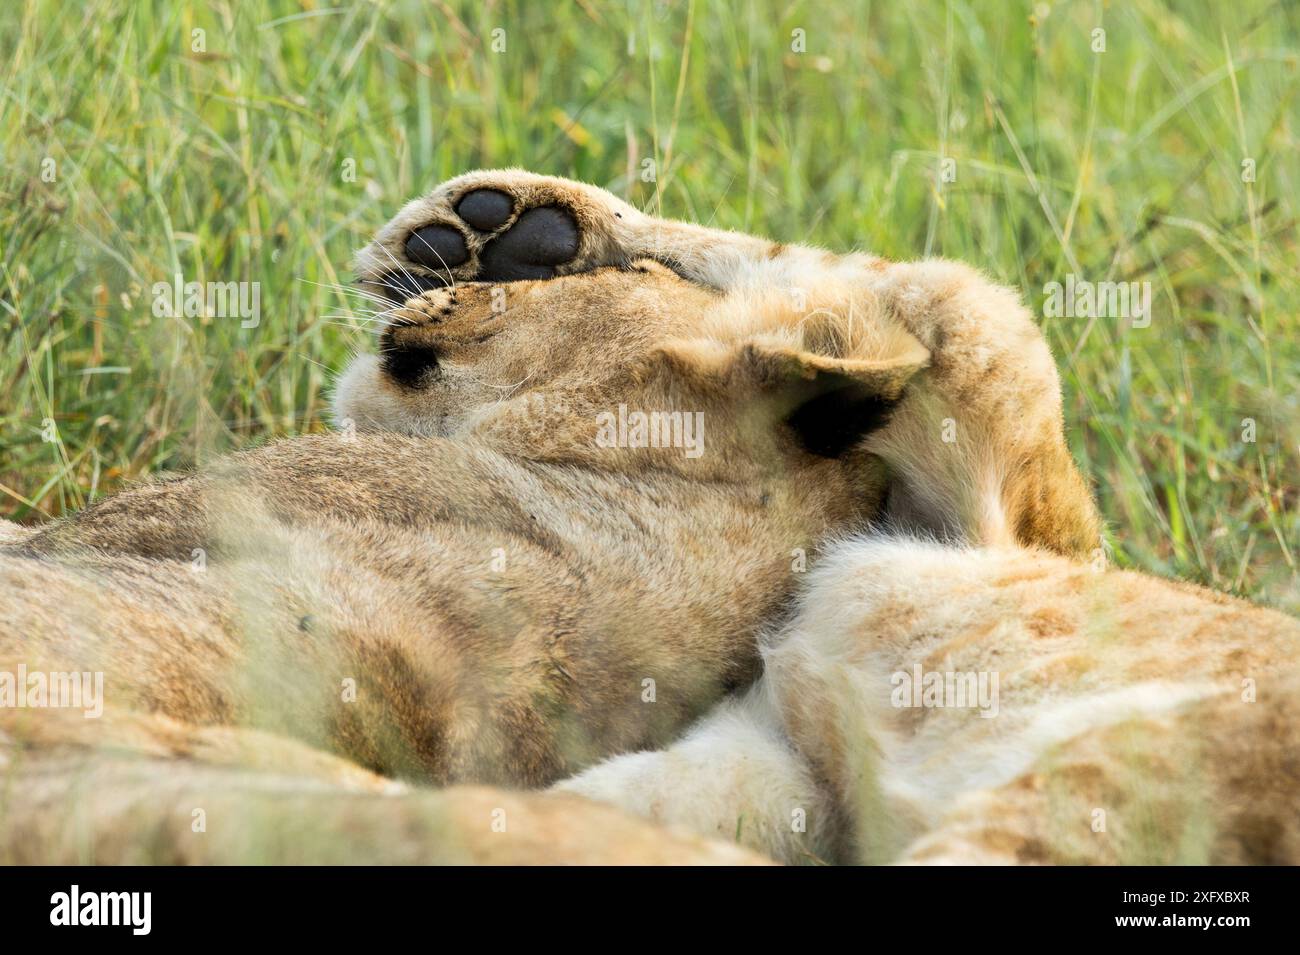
[1,170,1097,863]
[346,169,1098,555]
[560,536,1300,865]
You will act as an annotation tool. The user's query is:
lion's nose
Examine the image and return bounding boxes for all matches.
[380,337,440,388]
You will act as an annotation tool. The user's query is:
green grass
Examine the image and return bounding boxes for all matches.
[1,0,1296,610]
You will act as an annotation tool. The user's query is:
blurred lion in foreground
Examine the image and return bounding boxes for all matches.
[1,171,1293,864]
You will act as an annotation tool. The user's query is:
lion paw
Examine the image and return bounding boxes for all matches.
[357,170,639,304]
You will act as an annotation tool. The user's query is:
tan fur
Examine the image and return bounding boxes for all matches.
[768,538,1300,864]
[6,265,918,786]
[351,169,1100,556]
[0,267,914,861]
[561,539,1299,866]
[2,728,767,864]
[561,542,1300,867]
[1,170,1101,863]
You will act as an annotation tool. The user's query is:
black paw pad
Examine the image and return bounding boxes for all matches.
[404,225,469,273]
[478,206,579,281]
[456,189,515,232]
[376,271,449,304]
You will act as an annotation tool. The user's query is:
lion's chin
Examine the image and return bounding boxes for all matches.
[331,353,442,436]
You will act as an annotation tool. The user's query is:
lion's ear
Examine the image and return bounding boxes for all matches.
[650,333,929,457]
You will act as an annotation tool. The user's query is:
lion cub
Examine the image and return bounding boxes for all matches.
[349,168,1098,556]
[5,262,924,789]
[561,538,1300,865]
[3,263,907,863]
[1,169,1100,862]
